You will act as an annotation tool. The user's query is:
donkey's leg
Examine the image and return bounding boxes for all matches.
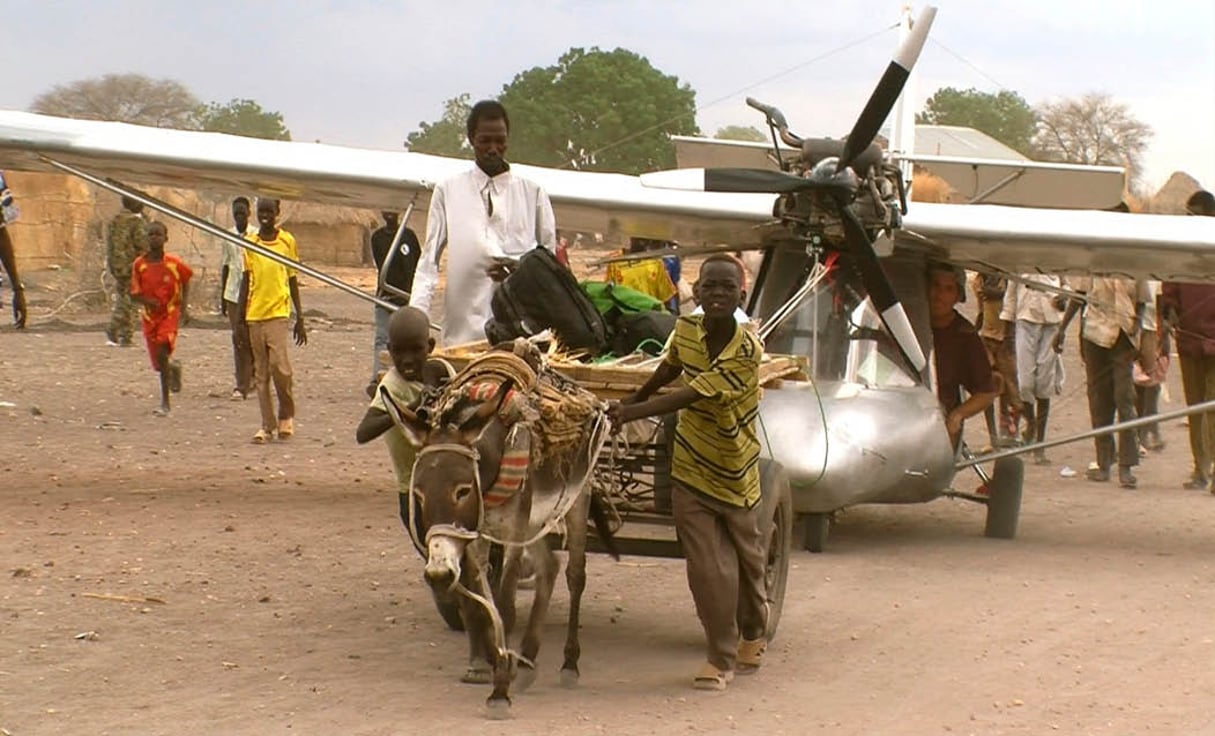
[484,551,516,719]
[560,494,590,687]
[460,558,494,685]
[514,539,558,692]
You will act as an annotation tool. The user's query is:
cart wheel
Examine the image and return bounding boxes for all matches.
[984,456,1024,539]
[759,460,793,641]
[802,512,830,553]
[432,589,465,632]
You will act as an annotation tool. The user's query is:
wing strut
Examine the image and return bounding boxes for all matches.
[42,156,418,318]
[956,397,1215,470]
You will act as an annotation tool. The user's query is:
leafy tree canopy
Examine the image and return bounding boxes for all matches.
[916,87,1037,156]
[715,125,767,142]
[405,94,473,158]
[194,98,290,140]
[498,47,698,174]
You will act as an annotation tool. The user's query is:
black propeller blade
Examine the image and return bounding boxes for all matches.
[837,6,937,173]
[838,205,926,375]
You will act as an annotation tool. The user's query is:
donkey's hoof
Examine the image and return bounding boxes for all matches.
[559,668,580,688]
[484,697,513,720]
[514,663,538,692]
[461,666,492,685]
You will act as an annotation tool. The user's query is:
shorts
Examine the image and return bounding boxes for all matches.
[142,312,180,369]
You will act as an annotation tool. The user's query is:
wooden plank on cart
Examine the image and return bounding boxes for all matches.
[435,340,809,400]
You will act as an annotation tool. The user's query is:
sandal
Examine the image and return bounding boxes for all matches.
[692,662,734,691]
[252,428,272,444]
[737,637,766,674]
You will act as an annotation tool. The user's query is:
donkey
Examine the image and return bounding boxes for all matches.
[382,376,617,717]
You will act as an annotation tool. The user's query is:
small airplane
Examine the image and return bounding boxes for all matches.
[1,6,1214,554]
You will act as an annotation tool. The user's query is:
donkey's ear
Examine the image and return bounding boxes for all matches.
[379,385,429,447]
[457,377,516,436]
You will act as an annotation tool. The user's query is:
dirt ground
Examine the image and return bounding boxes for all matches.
[4,266,1215,736]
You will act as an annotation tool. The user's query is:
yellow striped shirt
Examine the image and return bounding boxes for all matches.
[664,314,762,508]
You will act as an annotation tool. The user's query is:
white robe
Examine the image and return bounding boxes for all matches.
[410,166,556,346]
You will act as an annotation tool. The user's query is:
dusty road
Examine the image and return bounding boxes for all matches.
[4,272,1215,735]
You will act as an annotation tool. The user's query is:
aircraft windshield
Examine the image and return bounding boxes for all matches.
[754,248,917,388]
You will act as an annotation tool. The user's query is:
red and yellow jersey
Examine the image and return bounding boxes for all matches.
[130,253,192,319]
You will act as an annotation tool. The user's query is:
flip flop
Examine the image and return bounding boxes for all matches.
[737,638,766,674]
[692,662,734,691]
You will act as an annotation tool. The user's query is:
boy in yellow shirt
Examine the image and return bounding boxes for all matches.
[238,198,307,444]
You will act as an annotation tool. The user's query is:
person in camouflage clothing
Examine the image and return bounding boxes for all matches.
[105,196,147,346]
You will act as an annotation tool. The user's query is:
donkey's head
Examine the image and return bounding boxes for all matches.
[380,379,514,590]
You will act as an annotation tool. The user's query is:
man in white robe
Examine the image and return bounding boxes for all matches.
[410,100,556,346]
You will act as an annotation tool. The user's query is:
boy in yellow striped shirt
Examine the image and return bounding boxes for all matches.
[607,254,766,691]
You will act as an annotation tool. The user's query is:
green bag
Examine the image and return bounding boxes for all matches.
[580,281,665,317]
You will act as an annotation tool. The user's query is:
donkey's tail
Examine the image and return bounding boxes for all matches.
[588,492,620,561]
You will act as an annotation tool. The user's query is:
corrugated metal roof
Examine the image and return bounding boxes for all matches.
[912,125,1025,160]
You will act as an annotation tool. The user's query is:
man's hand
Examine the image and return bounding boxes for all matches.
[220,300,228,317]
[1052,295,1068,311]
[11,288,26,329]
[293,318,308,346]
[485,256,516,283]
[1051,331,1064,354]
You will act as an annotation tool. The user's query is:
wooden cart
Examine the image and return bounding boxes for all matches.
[433,341,807,639]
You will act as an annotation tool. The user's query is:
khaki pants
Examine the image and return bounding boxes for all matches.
[672,483,767,672]
[248,317,294,432]
[1179,352,1215,478]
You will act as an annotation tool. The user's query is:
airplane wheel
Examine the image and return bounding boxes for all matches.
[759,460,793,641]
[432,589,465,632]
[802,512,830,553]
[984,456,1024,539]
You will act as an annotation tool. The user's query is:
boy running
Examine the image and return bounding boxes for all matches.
[129,222,192,416]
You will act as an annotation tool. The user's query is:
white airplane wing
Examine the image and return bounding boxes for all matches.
[2,110,1213,281]
[899,203,1215,282]
[0,110,773,246]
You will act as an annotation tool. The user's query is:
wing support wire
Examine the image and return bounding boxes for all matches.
[956,397,1215,470]
[966,168,1025,204]
[42,156,424,319]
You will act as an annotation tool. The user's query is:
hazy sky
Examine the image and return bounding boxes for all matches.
[6,0,1213,192]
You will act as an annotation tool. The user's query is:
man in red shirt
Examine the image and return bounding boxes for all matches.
[1161,189,1215,490]
[130,221,192,416]
[929,263,998,449]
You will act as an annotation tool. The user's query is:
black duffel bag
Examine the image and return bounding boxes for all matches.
[485,247,608,355]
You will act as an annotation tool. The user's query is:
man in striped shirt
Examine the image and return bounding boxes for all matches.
[608,254,766,691]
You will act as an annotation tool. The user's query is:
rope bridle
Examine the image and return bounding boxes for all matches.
[405,412,611,671]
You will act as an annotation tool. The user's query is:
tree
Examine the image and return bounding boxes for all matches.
[496,47,699,174]
[1032,93,1152,181]
[715,125,767,142]
[31,73,200,128]
[194,99,290,140]
[916,87,1037,156]
[405,94,473,158]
